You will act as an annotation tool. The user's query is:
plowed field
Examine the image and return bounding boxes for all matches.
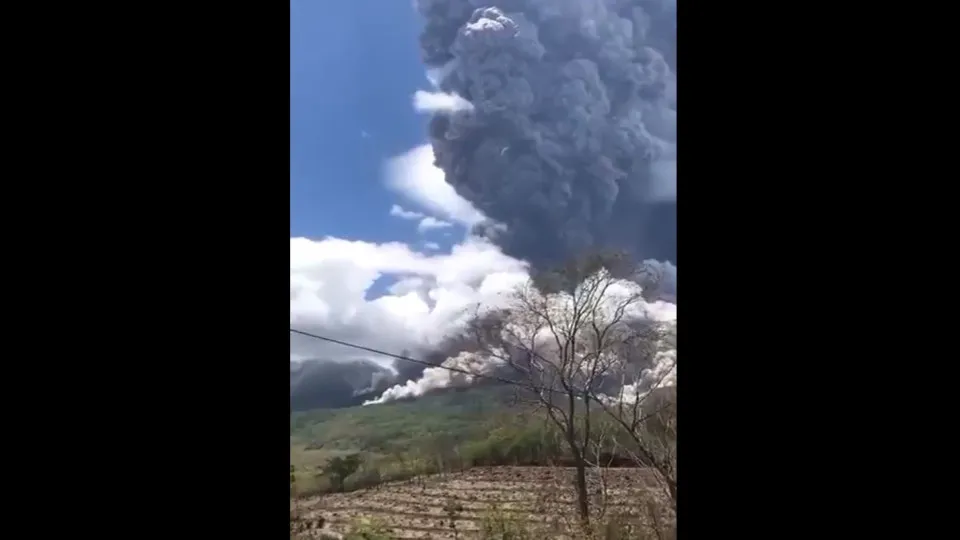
[291,466,672,539]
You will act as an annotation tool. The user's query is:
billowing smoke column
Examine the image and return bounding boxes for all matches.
[369,269,678,406]
[416,0,677,274]
[291,332,486,411]
[294,1,679,410]
[356,0,678,406]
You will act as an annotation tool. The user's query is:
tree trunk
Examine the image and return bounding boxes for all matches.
[574,458,590,525]
[665,476,677,512]
[565,392,590,525]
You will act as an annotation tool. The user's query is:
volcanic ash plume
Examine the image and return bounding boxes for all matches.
[415,0,677,272]
[636,258,676,302]
[290,359,395,411]
[369,269,676,405]
[364,350,505,404]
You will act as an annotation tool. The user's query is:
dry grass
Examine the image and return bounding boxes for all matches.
[292,466,673,539]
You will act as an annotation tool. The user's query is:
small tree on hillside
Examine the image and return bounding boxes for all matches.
[465,252,671,525]
[322,454,363,492]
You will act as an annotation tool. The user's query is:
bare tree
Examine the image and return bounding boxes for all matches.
[590,327,678,512]
[465,253,662,525]
[584,419,618,522]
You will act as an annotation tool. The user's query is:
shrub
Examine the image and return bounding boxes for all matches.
[344,517,390,540]
[479,506,533,540]
[321,454,363,492]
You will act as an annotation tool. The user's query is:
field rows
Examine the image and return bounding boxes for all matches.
[314,495,653,513]
[292,467,668,539]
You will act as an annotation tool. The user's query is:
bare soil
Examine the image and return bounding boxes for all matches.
[291,466,671,539]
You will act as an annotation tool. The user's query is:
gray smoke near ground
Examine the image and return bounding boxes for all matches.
[369,270,677,406]
[415,0,677,275]
[365,350,506,404]
[290,359,395,411]
[636,258,676,302]
[368,320,676,406]
[364,328,500,404]
[291,332,494,410]
[290,358,432,411]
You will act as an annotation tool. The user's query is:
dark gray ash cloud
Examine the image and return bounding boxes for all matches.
[290,359,394,411]
[415,0,677,274]
[289,1,679,411]
[290,332,488,411]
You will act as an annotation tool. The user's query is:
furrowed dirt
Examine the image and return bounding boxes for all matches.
[291,466,671,539]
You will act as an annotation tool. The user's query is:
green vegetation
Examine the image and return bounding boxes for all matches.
[289,254,677,538]
[290,384,676,538]
[476,506,647,540]
[290,384,673,497]
[291,385,515,451]
[290,385,569,495]
[479,505,535,540]
[322,453,363,492]
[343,517,391,539]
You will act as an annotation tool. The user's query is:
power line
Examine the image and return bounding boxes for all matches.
[289,327,524,389]
[289,327,675,418]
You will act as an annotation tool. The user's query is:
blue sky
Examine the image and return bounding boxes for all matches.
[288,1,678,397]
[290,0,432,244]
[290,0,678,268]
[288,0,530,363]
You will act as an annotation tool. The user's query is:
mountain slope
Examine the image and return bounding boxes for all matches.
[291,384,517,450]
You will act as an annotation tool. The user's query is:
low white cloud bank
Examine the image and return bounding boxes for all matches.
[290,235,529,368]
[291,234,677,406]
[295,141,677,406]
[385,145,486,228]
[413,90,475,114]
[365,269,678,405]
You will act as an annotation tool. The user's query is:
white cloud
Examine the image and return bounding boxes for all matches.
[423,242,441,251]
[389,204,424,220]
[367,269,678,406]
[413,90,474,114]
[290,235,529,367]
[417,216,453,233]
[390,204,457,234]
[290,232,677,407]
[385,145,487,227]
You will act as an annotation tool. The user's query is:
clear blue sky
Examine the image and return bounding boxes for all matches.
[290,0,430,243]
